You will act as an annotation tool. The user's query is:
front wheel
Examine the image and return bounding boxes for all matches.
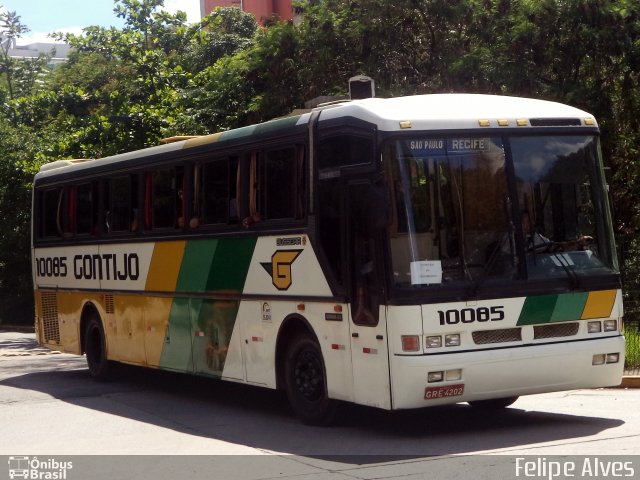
[84,313,111,380]
[468,396,519,409]
[284,334,339,425]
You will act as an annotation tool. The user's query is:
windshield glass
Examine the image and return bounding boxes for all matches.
[385,137,516,288]
[512,135,617,279]
[385,134,617,290]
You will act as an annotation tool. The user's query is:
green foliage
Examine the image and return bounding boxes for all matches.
[2,0,640,324]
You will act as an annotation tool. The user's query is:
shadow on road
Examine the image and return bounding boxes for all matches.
[1,357,625,461]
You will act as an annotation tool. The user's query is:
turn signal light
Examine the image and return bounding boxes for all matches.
[401,335,420,352]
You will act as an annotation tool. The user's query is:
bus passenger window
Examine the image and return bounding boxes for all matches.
[151,168,175,229]
[109,176,132,233]
[255,147,299,221]
[201,159,231,225]
[42,188,61,238]
[76,183,97,235]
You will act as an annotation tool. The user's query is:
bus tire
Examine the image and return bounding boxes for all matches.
[468,396,519,409]
[84,313,111,381]
[284,334,339,426]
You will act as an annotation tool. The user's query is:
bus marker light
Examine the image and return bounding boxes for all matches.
[426,335,442,348]
[592,354,605,365]
[445,369,462,381]
[606,353,619,364]
[331,344,345,350]
[334,305,343,313]
[498,119,509,126]
[516,119,528,126]
[252,336,263,342]
[402,335,420,352]
[588,321,602,333]
[363,347,378,354]
[479,119,491,127]
[297,303,305,311]
[399,121,412,129]
[584,118,596,125]
[445,334,461,347]
[428,371,444,383]
[195,331,205,337]
[603,320,617,332]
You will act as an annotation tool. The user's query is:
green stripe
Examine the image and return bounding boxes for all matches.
[176,239,218,292]
[205,237,257,291]
[517,292,590,326]
[160,298,193,371]
[159,237,257,374]
[550,292,588,322]
[517,294,558,325]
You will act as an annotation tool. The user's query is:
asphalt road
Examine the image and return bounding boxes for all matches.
[1,331,638,480]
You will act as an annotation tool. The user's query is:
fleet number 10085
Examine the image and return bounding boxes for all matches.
[438,306,505,325]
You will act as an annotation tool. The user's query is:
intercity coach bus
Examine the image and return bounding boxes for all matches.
[32,93,625,424]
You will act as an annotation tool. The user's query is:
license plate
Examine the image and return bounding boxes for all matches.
[424,384,465,400]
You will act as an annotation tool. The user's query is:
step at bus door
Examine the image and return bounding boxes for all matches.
[347,180,391,410]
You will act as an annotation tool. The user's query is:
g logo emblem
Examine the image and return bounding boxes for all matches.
[261,250,303,291]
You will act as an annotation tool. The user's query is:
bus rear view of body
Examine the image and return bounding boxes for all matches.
[32,94,624,424]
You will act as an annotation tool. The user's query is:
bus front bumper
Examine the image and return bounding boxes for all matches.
[389,335,625,410]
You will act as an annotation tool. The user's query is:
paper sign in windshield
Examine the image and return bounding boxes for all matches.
[410,260,443,285]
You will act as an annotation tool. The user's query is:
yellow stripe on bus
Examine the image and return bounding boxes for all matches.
[183,132,223,149]
[145,241,186,292]
[581,289,616,319]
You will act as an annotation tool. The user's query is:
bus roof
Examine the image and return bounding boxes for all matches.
[35,94,596,182]
[319,93,597,132]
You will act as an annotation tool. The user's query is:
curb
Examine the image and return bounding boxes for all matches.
[619,376,640,388]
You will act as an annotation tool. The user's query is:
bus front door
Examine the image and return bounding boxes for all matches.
[347,180,391,410]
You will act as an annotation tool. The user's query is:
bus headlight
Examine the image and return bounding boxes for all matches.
[425,336,442,348]
[428,371,444,383]
[445,334,461,347]
[587,321,602,333]
[603,320,618,332]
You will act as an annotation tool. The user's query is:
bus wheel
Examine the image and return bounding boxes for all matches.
[84,313,111,381]
[468,396,519,409]
[284,334,338,426]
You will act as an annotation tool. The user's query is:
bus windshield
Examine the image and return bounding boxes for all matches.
[385,134,617,290]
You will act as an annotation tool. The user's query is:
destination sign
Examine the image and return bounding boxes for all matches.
[407,137,502,156]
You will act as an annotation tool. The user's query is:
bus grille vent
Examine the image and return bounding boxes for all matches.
[472,328,522,345]
[533,322,579,339]
[41,292,60,344]
[105,294,115,314]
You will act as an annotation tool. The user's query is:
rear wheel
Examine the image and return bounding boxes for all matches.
[284,334,339,425]
[468,396,519,409]
[84,313,111,380]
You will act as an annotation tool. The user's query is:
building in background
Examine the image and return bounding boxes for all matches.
[201,0,294,25]
[2,37,70,65]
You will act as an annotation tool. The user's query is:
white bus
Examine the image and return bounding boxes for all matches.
[32,93,624,424]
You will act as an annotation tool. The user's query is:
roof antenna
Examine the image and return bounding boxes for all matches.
[349,75,375,100]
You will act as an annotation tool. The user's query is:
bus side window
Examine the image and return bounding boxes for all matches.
[76,182,98,235]
[201,158,231,225]
[317,134,374,291]
[41,188,61,238]
[249,146,302,225]
[108,175,133,233]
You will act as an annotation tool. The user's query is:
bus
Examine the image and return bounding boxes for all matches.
[31,93,625,425]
